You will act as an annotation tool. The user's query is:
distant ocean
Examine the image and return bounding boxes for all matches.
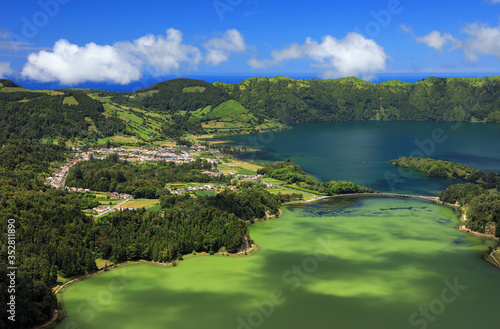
[17,72,500,92]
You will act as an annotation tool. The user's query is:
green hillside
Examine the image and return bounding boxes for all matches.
[0,79,22,89]
[2,76,500,146]
[208,100,255,122]
[215,76,500,123]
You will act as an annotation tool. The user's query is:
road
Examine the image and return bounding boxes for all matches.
[94,198,133,219]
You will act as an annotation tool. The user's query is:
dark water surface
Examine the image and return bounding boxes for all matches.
[222,121,500,195]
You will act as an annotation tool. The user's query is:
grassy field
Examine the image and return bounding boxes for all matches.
[63,96,79,105]
[260,177,286,184]
[121,199,160,209]
[182,86,206,93]
[194,190,217,197]
[93,192,123,206]
[218,161,261,175]
[266,187,319,200]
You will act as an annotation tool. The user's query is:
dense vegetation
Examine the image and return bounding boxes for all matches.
[390,156,485,180]
[392,156,500,245]
[0,89,124,140]
[440,183,500,236]
[0,141,285,329]
[391,156,500,189]
[112,78,232,112]
[257,159,374,195]
[114,76,500,125]
[0,141,97,329]
[215,76,500,123]
[2,76,500,143]
[2,75,500,327]
[65,155,230,198]
[421,155,500,236]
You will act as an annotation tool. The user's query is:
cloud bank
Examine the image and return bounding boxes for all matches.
[402,23,500,62]
[248,32,388,80]
[21,28,245,85]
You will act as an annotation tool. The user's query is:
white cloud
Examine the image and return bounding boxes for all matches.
[248,32,387,80]
[21,28,249,84]
[123,28,202,74]
[0,61,14,78]
[22,39,142,85]
[488,0,500,3]
[416,31,460,50]
[204,29,246,66]
[21,28,205,85]
[461,23,500,62]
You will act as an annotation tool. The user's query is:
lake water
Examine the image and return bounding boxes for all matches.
[59,197,499,329]
[58,122,500,329]
[222,121,500,195]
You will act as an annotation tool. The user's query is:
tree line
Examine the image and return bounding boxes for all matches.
[390,156,500,237]
[440,183,500,237]
[389,156,486,181]
[257,159,374,195]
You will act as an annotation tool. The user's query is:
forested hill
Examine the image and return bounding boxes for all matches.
[110,76,500,124]
[0,85,125,140]
[2,76,500,143]
[214,76,500,123]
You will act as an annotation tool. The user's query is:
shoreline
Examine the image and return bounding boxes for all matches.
[52,242,261,328]
[49,192,498,328]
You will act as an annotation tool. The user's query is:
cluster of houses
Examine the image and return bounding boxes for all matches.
[45,146,268,203]
[92,205,112,213]
[92,205,136,214]
[235,174,264,180]
[86,146,218,164]
[201,170,221,176]
[45,146,219,189]
[166,184,220,195]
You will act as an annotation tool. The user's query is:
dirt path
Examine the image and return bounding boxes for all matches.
[31,310,58,329]
[490,250,500,268]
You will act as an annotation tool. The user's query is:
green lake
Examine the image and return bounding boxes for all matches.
[59,197,499,329]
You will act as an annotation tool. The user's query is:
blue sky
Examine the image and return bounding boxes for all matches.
[1,0,500,89]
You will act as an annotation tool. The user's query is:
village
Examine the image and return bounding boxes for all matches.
[45,145,267,216]
[45,145,217,189]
